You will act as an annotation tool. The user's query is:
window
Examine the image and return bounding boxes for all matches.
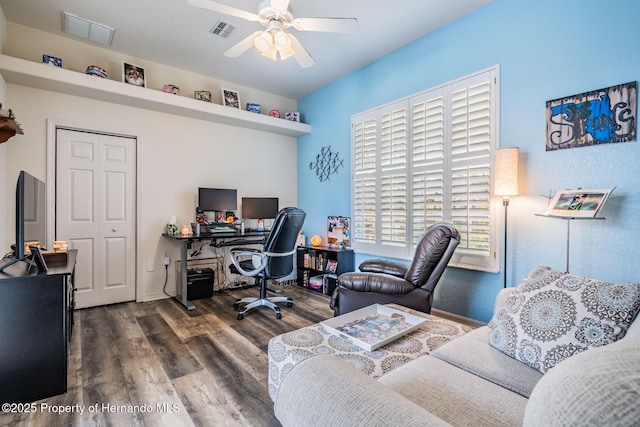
[351,66,499,272]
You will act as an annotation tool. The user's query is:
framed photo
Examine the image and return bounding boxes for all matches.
[326,259,338,274]
[29,245,48,274]
[544,189,614,218]
[122,62,146,88]
[221,88,240,108]
[327,216,351,248]
[194,91,211,102]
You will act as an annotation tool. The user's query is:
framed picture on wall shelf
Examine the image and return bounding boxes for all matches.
[221,88,240,108]
[122,62,146,88]
[194,91,211,102]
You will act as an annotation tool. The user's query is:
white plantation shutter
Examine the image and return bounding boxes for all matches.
[411,93,445,245]
[380,105,408,248]
[352,114,377,245]
[352,66,499,271]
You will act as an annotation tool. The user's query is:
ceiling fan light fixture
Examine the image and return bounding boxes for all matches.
[254,31,273,52]
[260,45,278,60]
[274,33,294,59]
[274,30,290,48]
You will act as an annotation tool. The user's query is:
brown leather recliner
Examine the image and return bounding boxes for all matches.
[330,223,460,316]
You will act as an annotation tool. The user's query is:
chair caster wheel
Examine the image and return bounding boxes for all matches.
[276,312,282,320]
[233,302,240,309]
[287,301,293,307]
[237,313,244,320]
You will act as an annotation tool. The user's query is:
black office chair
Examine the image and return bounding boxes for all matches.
[229,207,306,320]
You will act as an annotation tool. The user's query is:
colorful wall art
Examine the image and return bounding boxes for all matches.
[545,81,637,151]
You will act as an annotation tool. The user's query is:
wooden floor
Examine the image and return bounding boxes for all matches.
[0,285,335,427]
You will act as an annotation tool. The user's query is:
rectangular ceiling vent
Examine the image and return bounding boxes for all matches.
[210,20,235,38]
[63,12,115,46]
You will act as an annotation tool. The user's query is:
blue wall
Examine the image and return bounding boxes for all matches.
[297,0,640,322]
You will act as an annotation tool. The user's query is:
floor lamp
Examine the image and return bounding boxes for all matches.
[495,147,519,288]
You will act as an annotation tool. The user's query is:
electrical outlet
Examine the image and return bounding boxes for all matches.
[164,255,171,266]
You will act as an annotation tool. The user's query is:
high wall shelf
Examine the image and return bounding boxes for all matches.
[297,245,354,296]
[0,54,311,137]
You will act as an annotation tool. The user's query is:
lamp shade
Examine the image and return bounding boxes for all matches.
[495,147,519,197]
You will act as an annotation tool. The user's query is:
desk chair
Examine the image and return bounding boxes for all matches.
[229,207,306,320]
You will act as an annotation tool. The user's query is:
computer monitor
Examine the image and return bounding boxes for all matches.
[198,188,237,212]
[242,197,279,220]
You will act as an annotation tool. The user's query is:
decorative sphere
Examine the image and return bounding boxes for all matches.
[310,234,322,247]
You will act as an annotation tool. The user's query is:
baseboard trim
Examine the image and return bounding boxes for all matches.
[431,308,486,328]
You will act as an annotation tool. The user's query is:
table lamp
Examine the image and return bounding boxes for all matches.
[495,147,519,288]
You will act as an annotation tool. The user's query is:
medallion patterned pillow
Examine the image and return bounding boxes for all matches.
[488,265,640,374]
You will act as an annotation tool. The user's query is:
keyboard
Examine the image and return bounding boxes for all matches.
[208,226,236,233]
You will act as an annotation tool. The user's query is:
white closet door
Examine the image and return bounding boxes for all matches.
[56,128,136,308]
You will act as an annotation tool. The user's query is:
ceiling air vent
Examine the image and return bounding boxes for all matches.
[210,20,235,38]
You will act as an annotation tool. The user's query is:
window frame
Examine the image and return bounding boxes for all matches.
[351,66,500,272]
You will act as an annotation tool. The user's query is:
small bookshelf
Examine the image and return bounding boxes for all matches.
[296,245,354,295]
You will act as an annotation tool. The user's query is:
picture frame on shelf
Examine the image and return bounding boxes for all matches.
[543,188,614,218]
[327,216,351,248]
[326,259,338,274]
[122,62,146,87]
[194,91,211,102]
[221,88,240,108]
[29,245,48,274]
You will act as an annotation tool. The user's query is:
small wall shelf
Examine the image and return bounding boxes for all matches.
[0,54,311,137]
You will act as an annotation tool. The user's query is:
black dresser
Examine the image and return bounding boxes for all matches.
[0,250,77,403]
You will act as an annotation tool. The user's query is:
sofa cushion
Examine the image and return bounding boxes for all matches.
[488,265,640,373]
[275,355,452,427]
[432,326,543,397]
[523,337,640,426]
[379,354,528,426]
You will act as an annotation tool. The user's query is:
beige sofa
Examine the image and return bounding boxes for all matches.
[273,287,640,426]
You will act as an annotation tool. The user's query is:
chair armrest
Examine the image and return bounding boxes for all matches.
[229,248,266,277]
[359,258,410,278]
[337,272,415,294]
[274,355,450,427]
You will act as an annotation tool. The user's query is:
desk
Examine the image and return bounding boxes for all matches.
[163,230,267,310]
[0,250,77,403]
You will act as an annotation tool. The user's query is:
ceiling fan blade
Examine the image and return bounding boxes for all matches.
[224,31,263,57]
[288,33,315,68]
[293,17,359,33]
[270,0,290,13]
[187,0,259,22]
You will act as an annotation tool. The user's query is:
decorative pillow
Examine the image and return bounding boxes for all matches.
[488,265,640,374]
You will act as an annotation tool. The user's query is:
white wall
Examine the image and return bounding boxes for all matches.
[6,22,297,114]
[2,20,299,302]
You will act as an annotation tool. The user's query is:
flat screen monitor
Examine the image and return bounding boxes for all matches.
[198,188,237,212]
[0,171,46,271]
[242,197,279,220]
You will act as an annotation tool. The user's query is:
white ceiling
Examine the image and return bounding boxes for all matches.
[0,0,492,99]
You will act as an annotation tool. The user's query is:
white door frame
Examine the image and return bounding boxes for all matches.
[46,118,143,303]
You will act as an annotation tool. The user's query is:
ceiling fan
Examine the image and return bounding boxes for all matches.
[188,0,359,68]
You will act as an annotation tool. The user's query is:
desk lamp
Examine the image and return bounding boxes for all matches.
[495,147,519,288]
